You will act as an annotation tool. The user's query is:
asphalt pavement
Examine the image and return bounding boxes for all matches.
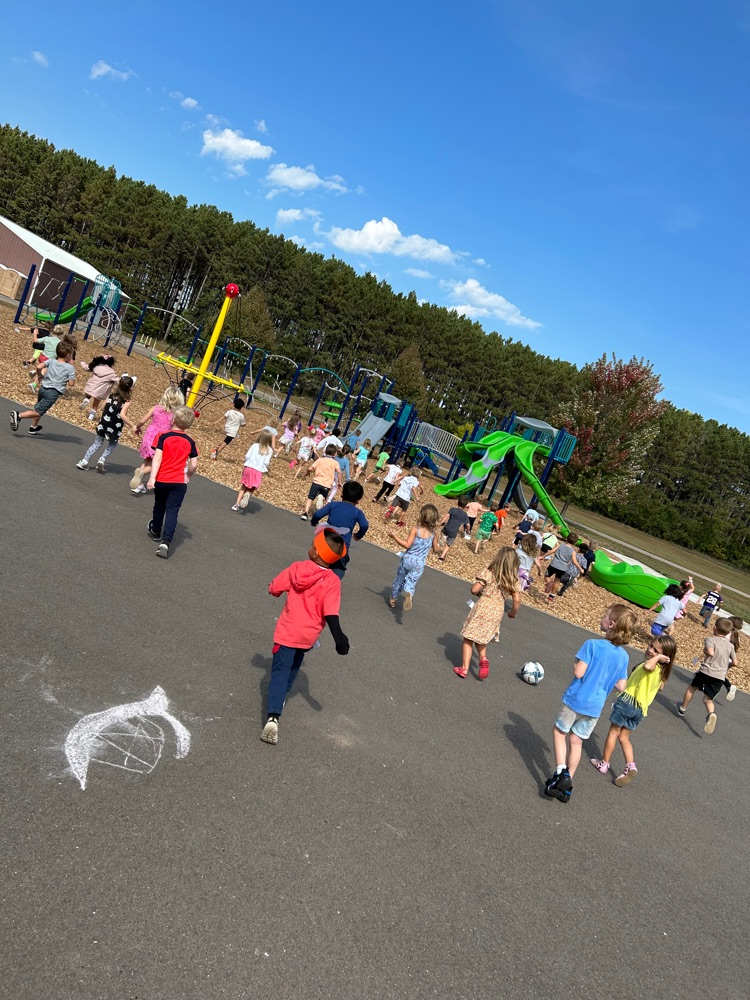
[1,396,748,1000]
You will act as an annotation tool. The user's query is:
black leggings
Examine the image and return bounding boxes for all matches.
[375,482,395,501]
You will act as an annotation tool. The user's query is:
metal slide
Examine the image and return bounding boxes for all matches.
[434,431,570,534]
[353,411,395,447]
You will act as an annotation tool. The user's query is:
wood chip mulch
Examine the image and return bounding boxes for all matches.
[2,309,746,693]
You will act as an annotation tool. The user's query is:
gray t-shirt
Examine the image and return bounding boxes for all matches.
[700,634,737,680]
[42,359,76,393]
[550,543,574,571]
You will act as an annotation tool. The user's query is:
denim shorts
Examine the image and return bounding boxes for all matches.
[650,622,668,637]
[609,696,644,731]
[555,704,598,740]
[34,386,61,415]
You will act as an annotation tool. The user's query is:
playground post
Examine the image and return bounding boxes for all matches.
[186,283,240,408]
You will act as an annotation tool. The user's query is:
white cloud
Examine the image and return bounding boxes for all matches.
[473,257,489,267]
[204,113,228,127]
[181,97,199,110]
[405,268,435,279]
[200,128,275,176]
[265,163,348,198]
[328,217,458,264]
[31,51,48,68]
[443,278,541,330]
[255,119,269,134]
[90,60,135,82]
[276,207,321,226]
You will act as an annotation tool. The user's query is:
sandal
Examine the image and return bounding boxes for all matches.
[478,658,490,680]
[453,666,468,678]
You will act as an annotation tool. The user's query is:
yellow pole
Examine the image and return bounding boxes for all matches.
[186,283,240,408]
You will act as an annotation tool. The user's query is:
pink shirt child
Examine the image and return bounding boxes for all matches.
[140,406,174,459]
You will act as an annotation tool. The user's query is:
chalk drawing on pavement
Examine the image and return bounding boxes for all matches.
[64,686,191,790]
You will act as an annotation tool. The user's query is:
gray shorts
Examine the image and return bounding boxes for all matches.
[555,703,599,740]
[34,386,61,415]
[441,532,458,548]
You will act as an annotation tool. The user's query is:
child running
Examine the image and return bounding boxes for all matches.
[146,405,199,559]
[372,460,402,504]
[677,617,737,733]
[647,583,683,636]
[130,387,184,494]
[78,354,119,421]
[261,528,350,746]
[590,634,676,786]
[301,445,339,519]
[384,470,421,526]
[211,398,246,459]
[310,481,369,578]
[438,497,470,562]
[545,604,637,803]
[76,377,138,472]
[232,430,273,511]
[292,427,317,476]
[454,546,520,680]
[515,533,543,591]
[473,508,498,554]
[277,410,303,456]
[723,616,742,701]
[353,438,372,480]
[698,584,723,627]
[10,342,75,434]
[367,447,391,484]
[388,503,440,611]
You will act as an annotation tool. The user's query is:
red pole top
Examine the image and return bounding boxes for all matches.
[225,283,240,298]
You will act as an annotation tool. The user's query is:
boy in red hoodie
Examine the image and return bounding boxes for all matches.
[261,528,350,745]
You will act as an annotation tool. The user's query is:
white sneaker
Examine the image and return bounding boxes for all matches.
[87,411,96,421]
[727,684,737,701]
[129,469,143,489]
[239,492,251,508]
[260,718,279,744]
[76,460,88,470]
[704,712,717,734]
[231,504,240,511]
[79,397,90,411]
[131,484,147,495]
[96,462,105,474]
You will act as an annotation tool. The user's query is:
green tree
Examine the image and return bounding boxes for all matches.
[392,342,427,410]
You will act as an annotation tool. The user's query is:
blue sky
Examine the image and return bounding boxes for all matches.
[2,1,748,431]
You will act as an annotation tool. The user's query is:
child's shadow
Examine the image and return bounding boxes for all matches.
[436,632,465,670]
[238,500,263,515]
[365,585,405,626]
[503,711,552,796]
[168,524,192,554]
[250,653,323,724]
[654,690,704,737]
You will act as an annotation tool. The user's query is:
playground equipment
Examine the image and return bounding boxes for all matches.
[435,432,570,530]
[434,414,577,534]
[589,550,679,609]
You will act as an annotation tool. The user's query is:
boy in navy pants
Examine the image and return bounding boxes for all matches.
[147,406,199,559]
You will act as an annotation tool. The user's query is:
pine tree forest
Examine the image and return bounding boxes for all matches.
[2,125,749,568]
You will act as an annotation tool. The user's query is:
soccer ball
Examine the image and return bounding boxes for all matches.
[521,661,544,685]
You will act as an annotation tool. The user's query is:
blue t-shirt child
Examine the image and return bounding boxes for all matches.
[335,455,351,481]
[563,638,629,718]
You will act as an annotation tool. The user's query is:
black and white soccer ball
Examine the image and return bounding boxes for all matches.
[521,661,545,685]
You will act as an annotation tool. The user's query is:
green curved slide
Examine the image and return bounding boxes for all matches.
[434,431,570,532]
[589,550,679,609]
[35,296,96,324]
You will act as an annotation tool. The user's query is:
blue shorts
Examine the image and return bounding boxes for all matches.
[555,704,598,740]
[609,696,644,731]
[34,386,61,415]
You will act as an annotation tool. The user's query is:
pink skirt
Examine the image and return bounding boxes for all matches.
[242,467,262,490]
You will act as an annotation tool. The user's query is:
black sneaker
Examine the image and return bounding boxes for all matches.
[156,540,170,559]
[147,520,161,541]
[28,425,42,434]
[544,768,573,801]
[9,411,19,432]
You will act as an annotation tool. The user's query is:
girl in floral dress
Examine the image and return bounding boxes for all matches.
[454,546,521,681]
